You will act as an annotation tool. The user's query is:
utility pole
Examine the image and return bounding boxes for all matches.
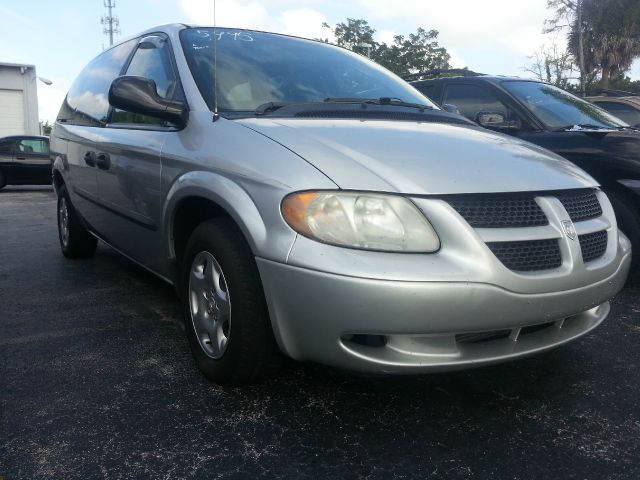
[101,0,120,47]
[577,0,586,96]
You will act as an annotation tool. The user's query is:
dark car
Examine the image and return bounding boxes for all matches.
[410,71,640,279]
[0,135,51,189]
[585,94,640,128]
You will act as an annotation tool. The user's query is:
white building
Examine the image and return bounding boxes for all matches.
[0,63,41,136]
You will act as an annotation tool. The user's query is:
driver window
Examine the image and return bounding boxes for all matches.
[443,84,515,125]
[111,36,182,125]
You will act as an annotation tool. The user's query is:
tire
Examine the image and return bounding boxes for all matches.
[606,189,640,284]
[0,169,6,190]
[57,185,98,259]
[180,218,283,386]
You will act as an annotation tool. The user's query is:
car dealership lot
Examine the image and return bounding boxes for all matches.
[1,187,639,480]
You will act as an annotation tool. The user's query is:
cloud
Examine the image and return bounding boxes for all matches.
[181,0,273,30]
[355,0,548,70]
[277,8,329,39]
[180,0,329,39]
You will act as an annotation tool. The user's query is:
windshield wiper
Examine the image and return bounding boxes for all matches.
[554,123,618,132]
[324,97,434,112]
[254,102,290,115]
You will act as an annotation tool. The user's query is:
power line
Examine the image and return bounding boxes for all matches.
[101,0,120,47]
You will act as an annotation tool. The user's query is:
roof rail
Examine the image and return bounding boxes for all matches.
[403,68,485,82]
[595,88,638,97]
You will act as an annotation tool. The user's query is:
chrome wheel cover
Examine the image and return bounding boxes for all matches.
[189,251,231,359]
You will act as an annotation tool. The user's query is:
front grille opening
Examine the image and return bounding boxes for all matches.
[345,334,388,348]
[520,321,555,336]
[579,230,608,262]
[456,330,511,344]
[557,189,602,222]
[445,194,548,228]
[456,321,557,346]
[487,239,562,272]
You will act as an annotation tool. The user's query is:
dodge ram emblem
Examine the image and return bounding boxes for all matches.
[562,220,577,240]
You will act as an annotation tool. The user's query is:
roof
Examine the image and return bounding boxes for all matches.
[0,62,35,70]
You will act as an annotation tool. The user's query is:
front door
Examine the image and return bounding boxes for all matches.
[11,137,51,184]
[93,33,185,274]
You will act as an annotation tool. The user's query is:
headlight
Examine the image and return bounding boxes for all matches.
[281,191,440,252]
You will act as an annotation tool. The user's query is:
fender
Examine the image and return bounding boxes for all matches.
[163,170,294,263]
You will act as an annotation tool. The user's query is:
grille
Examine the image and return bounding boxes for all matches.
[487,239,562,271]
[446,195,548,228]
[579,230,608,262]
[557,189,602,222]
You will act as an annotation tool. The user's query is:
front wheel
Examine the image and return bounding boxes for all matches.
[57,185,97,259]
[0,169,6,189]
[180,218,283,386]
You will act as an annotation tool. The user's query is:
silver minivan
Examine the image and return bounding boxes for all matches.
[51,25,631,385]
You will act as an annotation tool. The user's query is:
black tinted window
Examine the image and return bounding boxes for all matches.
[57,39,136,126]
[111,35,182,126]
[444,84,510,121]
[416,84,437,102]
[0,140,11,153]
[596,101,640,126]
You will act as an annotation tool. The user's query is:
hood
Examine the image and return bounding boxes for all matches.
[237,118,597,195]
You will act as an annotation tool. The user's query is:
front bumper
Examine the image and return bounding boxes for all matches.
[256,246,631,373]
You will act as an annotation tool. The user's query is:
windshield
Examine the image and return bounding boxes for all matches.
[503,81,628,129]
[180,28,436,114]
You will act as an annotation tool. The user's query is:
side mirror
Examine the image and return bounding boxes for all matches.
[108,76,187,127]
[442,103,460,115]
[476,111,520,131]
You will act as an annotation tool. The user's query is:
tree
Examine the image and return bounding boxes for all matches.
[321,19,451,77]
[40,120,52,136]
[376,28,450,76]
[525,42,578,90]
[546,0,640,90]
[321,18,376,52]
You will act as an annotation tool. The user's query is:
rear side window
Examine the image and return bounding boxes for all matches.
[57,39,136,127]
[595,101,640,127]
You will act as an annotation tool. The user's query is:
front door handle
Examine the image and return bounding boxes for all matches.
[95,153,111,170]
[84,151,96,167]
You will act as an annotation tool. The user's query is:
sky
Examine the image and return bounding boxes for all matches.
[1,0,639,124]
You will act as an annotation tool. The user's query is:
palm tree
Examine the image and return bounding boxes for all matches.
[569,26,640,90]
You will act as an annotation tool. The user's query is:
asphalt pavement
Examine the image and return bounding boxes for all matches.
[1,186,639,480]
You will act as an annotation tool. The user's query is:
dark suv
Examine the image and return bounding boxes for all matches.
[410,72,640,279]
